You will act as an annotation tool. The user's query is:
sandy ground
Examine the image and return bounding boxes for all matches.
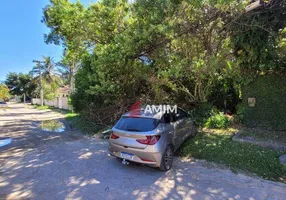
[0,103,286,200]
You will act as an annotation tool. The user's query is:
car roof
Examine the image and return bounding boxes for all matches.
[122,110,163,119]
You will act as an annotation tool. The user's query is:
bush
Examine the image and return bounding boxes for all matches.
[208,78,240,114]
[205,112,231,129]
[190,103,231,128]
[65,112,103,134]
[190,103,214,126]
[233,103,245,123]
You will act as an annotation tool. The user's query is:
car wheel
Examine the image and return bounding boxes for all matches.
[159,145,174,171]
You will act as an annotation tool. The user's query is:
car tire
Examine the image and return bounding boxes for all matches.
[159,145,174,171]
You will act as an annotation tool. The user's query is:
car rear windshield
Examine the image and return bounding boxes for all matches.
[114,117,159,132]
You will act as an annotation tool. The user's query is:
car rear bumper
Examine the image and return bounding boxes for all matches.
[108,141,163,167]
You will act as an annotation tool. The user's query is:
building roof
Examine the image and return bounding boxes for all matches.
[57,86,70,94]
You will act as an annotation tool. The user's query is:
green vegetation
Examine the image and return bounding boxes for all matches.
[33,105,103,134]
[0,84,10,101]
[65,112,104,135]
[189,104,231,129]
[42,80,58,101]
[30,56,63,102]
[4,1,285,128]
[189,103,214,126]
[231,5,286,73]
[41,0,285,126]
[5,72,37,100]
[33,105,52,110]
[180,130,286,183]
[40,0,286,127]
[205,113,231,129]
[30,56,62,85]
[242,75,286,130]
[43,0,245,125]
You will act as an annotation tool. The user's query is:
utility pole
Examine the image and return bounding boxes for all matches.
[32,60,44,106]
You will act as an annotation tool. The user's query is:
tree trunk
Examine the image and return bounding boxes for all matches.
[40,68,44,106]
[70,61,75,93]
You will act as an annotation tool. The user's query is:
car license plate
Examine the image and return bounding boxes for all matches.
[121,152,134,160]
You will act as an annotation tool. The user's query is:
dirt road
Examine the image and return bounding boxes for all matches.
[0,103,286,200]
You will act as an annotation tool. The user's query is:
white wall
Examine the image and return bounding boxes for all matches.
[44,100,54,107]
[62,97,69,110]
[31,98,41,105]
[32,97,70,110]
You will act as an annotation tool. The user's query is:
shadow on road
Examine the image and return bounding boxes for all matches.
[1,104,286,200]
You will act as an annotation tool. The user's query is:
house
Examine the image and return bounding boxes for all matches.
[34,86,71,110]
[57,86,70,98]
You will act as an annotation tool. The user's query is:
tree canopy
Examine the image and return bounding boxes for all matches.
[0,84,10,101]
[230,0,286,73]
[5,72,36,98]
[43,0,286,124]
[30,56,62,84]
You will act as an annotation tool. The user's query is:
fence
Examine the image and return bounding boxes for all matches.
[32,97,70,110]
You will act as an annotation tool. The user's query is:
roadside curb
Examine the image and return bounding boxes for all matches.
[232,131,286,151]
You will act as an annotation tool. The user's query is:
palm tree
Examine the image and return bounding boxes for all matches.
[56,61,71,86]
[30,56,62,84]
[30,56,62,105]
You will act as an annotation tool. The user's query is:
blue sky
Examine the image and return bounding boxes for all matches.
[0,0,94,82]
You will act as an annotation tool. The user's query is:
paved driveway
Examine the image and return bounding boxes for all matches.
[0,103,286,200]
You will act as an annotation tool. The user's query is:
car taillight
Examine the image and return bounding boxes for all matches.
[136,135,160,145]
[110,132,119,139]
